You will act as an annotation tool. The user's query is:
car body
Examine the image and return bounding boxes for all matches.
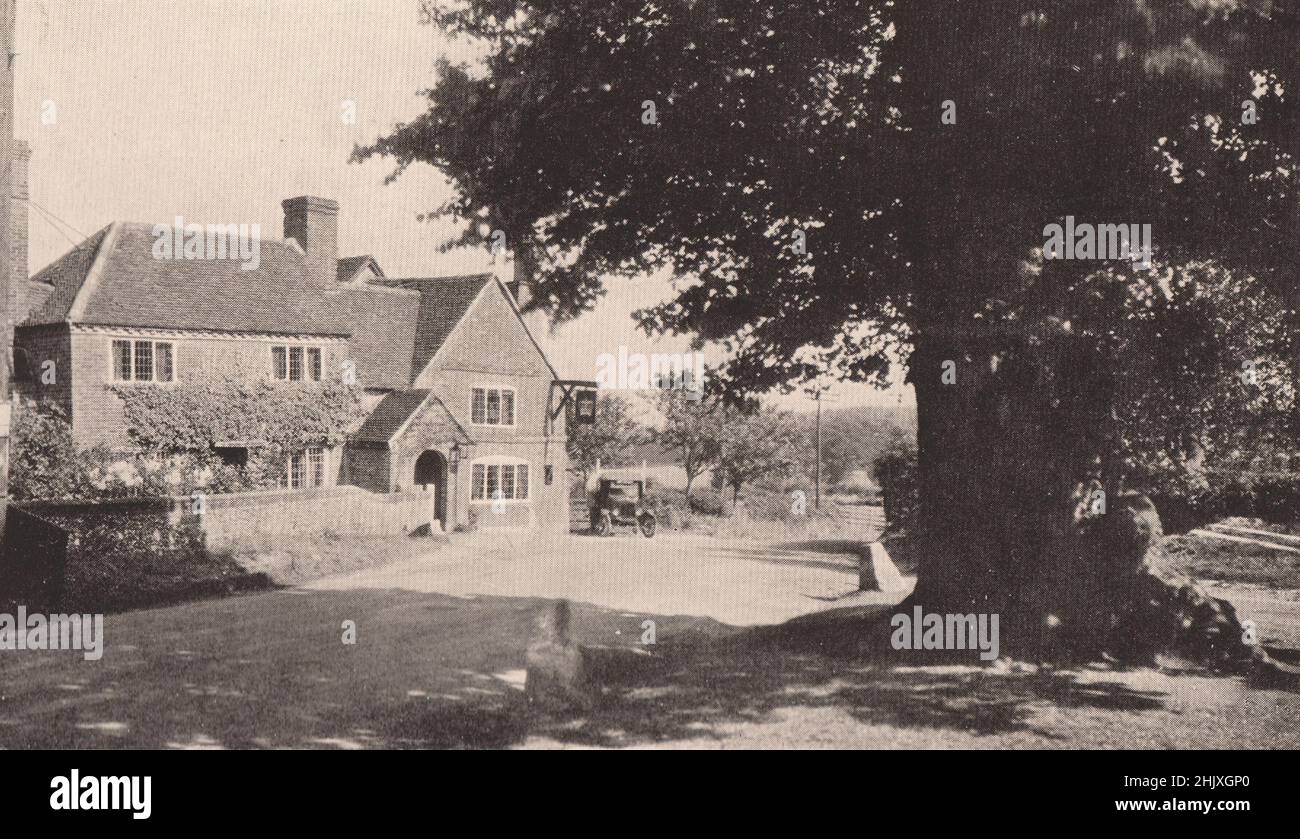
[590,478,657,537]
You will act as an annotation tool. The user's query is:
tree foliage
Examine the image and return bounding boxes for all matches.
[366,0,1297,392]
[714,403,801,504]
[651,389,724,499]
[1075,262,1299,505]
[565,392,645,484]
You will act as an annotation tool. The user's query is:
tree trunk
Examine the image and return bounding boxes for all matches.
[684,472,694,502]
[905,322,1264,670]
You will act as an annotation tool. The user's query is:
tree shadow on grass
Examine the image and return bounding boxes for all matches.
[524,607,1173,748]
[0,585,1275,750]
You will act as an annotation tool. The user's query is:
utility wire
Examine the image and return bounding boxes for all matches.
[21,197,89,250]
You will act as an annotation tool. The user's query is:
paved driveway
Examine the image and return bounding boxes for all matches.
[307,531,911,627]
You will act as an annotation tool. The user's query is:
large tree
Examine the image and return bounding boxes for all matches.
[362,0,1298,664]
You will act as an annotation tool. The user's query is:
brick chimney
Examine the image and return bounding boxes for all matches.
[282,196,338,286]
[9,139,27,323]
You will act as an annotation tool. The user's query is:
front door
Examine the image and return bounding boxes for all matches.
[414,450,448,531]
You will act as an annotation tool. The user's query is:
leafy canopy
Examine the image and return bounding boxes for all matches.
[361,0,1297,401]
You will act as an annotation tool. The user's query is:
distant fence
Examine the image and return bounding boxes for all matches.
[835,502,887,537]
[1,486,431,612]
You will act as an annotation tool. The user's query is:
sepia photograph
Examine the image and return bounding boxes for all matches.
[0,0,1296,814]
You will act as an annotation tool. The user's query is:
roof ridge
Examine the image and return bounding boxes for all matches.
[66,222,124,322]
[119,219,301,247]
[376,272,495,284]
[28,222,113,284]
[342,281,419,297]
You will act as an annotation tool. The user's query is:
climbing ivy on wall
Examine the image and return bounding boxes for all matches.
[112,380,363,455]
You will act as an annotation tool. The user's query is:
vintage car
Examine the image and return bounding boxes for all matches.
[590,478,657,537]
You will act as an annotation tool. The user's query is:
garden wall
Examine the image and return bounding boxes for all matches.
[2,486,431,612]
[191,485,432,544]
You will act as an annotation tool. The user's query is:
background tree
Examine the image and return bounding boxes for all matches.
[652,389,723,501]
[363,0,1299,662]
[1076,261,1298,529]
[715,404,800,507]
[795,404,916,488]
[566,392,644,488]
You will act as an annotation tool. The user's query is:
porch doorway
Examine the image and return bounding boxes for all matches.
[414,450,449,532]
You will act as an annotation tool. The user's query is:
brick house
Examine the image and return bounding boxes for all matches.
[11,196,571,532]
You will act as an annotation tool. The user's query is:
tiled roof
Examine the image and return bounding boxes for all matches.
[352,389,470,445]
[337,255,383,283]
[23,228,535,393]
[23,225,112,327]
[24,280,57,319]
[371,274,495,376]
[23,222,348,336]
[328,285,420,390]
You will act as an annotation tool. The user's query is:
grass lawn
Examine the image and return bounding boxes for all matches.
[1163,517,1300,589]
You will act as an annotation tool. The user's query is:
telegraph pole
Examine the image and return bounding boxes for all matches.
[811,388,838,509]
[815,391,823,509]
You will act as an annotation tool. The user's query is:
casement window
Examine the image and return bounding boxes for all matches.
[308,447,325,487]
[272,345,322,381]
[470,458,530,502]
[470,386,516,427]
[283,447,326,490]
[112,339,175,382]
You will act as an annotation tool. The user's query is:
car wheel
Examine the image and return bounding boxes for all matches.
[639,515,657,538]
[594,513,612,536]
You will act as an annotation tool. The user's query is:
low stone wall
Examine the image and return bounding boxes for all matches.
[4,486,432,612]
[194,485,431,545]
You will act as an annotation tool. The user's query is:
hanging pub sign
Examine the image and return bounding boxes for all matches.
[575,388,597,424]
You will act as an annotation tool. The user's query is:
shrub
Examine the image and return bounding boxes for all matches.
[8,399,308,501]
[1147,469,1300,529]
[1250,473,1300,524]
[872,438,917,532]
[688,488,727,516]
[8,401,99,500]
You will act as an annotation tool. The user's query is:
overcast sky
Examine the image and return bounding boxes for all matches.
[14,0,911,412]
